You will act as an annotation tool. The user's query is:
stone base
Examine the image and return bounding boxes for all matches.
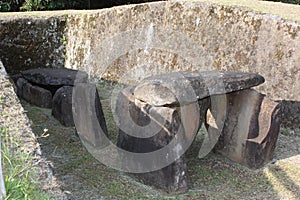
[116,87,203,194]
[207,89,281,169]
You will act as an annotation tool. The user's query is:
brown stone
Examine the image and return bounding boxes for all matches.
[206,89,281,169]
[16,77,52,108]
[134,71,265,106]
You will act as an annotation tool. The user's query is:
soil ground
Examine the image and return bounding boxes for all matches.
[20,80,300,200]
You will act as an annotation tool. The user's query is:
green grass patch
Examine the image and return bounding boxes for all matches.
[0,127,50,200]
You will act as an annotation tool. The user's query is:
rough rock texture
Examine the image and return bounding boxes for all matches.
[134,71,265,106]
[21,68,88,87]
[207,89,281,169]
[52,86,74,127]
[72,83,108,147]
[16,77,52,108]
[0,17,66,74]
[116,87,203,194]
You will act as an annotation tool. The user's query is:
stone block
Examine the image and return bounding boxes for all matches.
[206,89,281,169]
[16,77,52,108]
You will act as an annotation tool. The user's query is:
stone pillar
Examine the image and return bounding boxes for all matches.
[206,89,281,169]
[116,87,202,194]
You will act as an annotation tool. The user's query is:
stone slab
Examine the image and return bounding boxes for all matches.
[134,71,265,106]
[21,68,88,86]
[72,83,108,147]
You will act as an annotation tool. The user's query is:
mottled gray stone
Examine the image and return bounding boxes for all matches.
[16,77,52,108]
[207,89,281,169]
[21,68,88,87]
[134,71,265,106]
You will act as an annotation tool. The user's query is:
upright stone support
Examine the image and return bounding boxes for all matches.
[52,86,74,127]
[116,87,201,194]
[207,89,281,169]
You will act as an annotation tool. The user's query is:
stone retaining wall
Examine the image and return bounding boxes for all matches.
[0,16,66,74]
[0,1,299,129]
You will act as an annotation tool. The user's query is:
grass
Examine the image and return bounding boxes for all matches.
[280,129,294,136]
[187,0,300,22]
[0,127,50,200]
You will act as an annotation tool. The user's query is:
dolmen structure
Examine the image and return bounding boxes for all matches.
[13,69,281,194]
[116,71,281,194]
[14,68,102,127]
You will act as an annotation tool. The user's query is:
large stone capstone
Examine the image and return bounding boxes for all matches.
[134,71,265,106]
[21,68,88,87]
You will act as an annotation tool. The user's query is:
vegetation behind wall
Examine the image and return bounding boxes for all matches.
[0,0,163,11]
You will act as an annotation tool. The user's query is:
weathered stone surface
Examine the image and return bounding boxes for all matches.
[16,77,52,108]
[21,68,88,87]
[72,83,108,147]
[116,87,202,194]
[52,86,74,127]
[134,71,265,106]
[207,89,281,169]
[0,17,66,74]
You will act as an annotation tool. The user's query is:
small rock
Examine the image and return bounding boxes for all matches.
[16,77,52,108]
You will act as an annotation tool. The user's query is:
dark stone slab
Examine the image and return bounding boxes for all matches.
[52,86,74,127]
[206,89,281,169]
[116,87,202,194]
[16,77,52,108]
[72,83,108,147]
[21,68,88,87]
[134,71,265,106]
